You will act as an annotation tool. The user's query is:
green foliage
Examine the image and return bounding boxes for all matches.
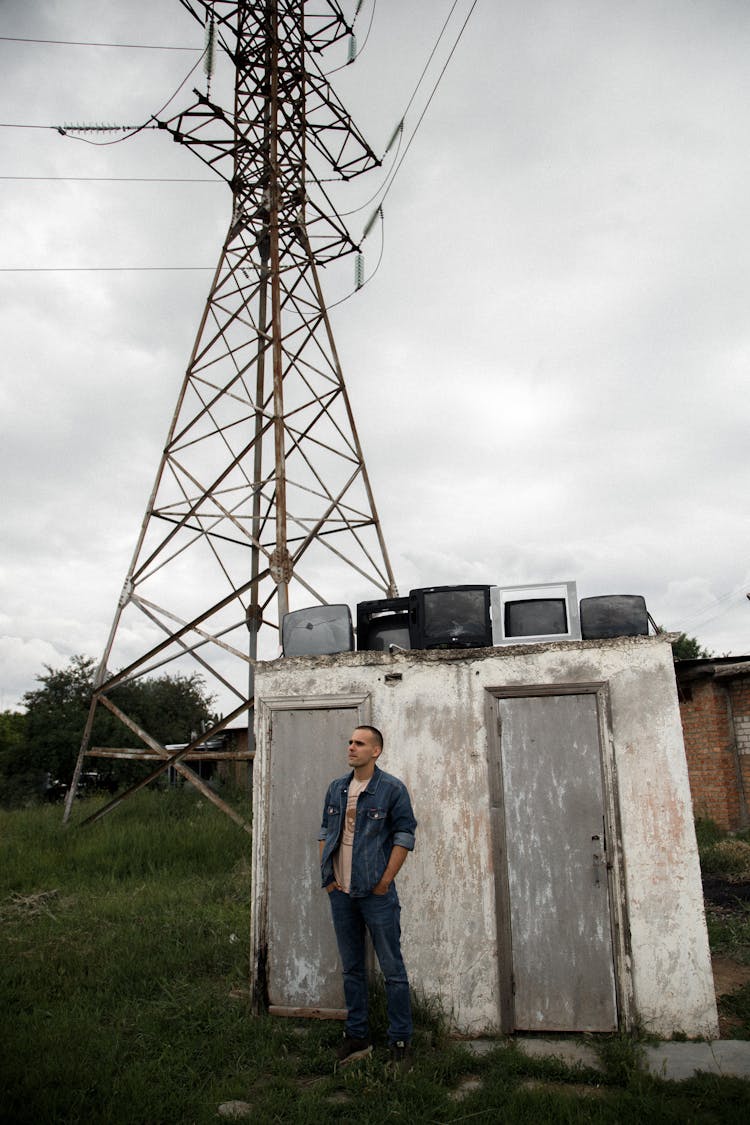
[696,818,750,881]
[696,818,750,967]
[670,632,713,660]
[705,903,750,964]
[700,840,750,881]
[719,983,750,1039]
[695,817,725,851]
[1,655,216,806]
[0,792,251,1124]
[1,799,749,1123]
[0,710,34,804]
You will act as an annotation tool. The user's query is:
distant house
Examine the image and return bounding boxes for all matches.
[164,723,253,790]
[216,723,253,790]
[675,656,750,831]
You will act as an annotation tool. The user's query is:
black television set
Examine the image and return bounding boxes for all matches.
[579,595,649,639]
[490,582,581,646]
[408,585,492,650]
[281,604,354,657]
[356,597,411,652]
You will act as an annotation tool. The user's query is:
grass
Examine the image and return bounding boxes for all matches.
[696,819,750,968]
[1,797,750,1123]
[695,818,750,1042]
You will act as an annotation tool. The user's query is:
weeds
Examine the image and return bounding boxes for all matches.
[701,839,750,881]
[1,798,749,1123]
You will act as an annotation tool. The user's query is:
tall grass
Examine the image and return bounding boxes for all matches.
[1,791,255,1124]
[2,797,750,1123]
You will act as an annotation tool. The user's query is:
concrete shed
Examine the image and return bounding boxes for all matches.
[249,633,718,1039]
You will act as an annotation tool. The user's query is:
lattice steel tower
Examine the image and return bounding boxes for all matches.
[64,0,396,825]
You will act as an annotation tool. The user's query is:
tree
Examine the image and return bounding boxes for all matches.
[670,633,713,661]
[1,656,216,805]
[0,710,31,806]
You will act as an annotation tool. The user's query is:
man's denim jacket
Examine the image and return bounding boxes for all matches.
[318,765,417,898]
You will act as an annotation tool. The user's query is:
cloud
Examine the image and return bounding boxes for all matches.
[1,0,749,717]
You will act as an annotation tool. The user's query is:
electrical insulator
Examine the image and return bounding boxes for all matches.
[355,253,364,290]
[362,204,381,241]
[385,119,403,155]
[347,34,357,64]
[205,17,216,79]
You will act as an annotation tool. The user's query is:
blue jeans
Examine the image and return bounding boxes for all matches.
[328,886,413,1044]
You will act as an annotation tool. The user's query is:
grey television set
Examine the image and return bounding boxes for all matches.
[490,581,581,646]
[281,604,354,657]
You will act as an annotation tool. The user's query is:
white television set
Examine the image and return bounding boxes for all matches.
[490,581,581,646]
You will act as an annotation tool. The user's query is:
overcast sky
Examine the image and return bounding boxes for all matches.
[1,0,749,710]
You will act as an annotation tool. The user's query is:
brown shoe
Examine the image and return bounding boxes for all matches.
[335,1035,372,1065]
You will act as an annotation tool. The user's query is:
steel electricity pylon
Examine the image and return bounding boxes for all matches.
[63,0,396,826]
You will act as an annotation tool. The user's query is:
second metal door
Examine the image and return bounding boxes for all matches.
[492,692,618,1031]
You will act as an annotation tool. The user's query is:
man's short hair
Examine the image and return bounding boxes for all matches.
[355,724,383,750]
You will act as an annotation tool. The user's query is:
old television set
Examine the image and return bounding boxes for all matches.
[356,597,411,652]
[490,581,581,646]
[281,604,354,657]
[408,585,492,650]
[580,594,649,639]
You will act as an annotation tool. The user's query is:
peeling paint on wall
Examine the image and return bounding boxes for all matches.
[251,635,718,1038]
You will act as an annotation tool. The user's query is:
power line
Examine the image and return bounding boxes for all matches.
[0,36,200,51]
[0,44,211,143]
[343,0,479,231]
[0,266,218,273]
[0,175,219,182]
[0,122,61,130]
[376,0,479,214]
[400,0,463,124]
[324,0,378,75]
[0,122,161,132]
[677,581,750,633]
[61,44,208,147]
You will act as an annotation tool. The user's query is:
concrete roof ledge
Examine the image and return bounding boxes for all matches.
[260,631,676,671]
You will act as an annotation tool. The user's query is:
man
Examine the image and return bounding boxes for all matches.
[318,725,417,1068]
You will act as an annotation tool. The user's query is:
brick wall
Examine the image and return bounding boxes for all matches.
[678,673,750,831]
[679,677,736,829]
[728,675,750,822]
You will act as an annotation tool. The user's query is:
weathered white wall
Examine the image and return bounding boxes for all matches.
[252,634,718,1038]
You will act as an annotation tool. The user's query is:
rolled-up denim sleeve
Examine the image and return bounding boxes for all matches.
[390,783,417,851]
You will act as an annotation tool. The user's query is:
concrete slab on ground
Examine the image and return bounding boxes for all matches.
[461,1037,750,1082]
[516,1039,603,1071]
[644,1041,750,1081]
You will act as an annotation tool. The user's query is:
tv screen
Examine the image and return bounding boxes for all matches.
[281,604,354,657]
[505,598,568,638]
[356,597,411,652]
[362,616,411,652]
[579,595,649,639]
[409,586,492,650]
[490,582,581,645]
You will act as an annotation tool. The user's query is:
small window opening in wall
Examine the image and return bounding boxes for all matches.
[384,673,403,684]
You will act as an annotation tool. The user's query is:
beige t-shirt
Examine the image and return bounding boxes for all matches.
[332,776,368,893]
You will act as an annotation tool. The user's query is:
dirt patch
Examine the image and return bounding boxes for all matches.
[703,878,750,906]
[448,1075,483,1101]
[712,955,750,997]
[712,955,750,1039]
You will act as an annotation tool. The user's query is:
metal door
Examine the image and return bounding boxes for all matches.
[492,692,618,1031]
[266,702,364,1014]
